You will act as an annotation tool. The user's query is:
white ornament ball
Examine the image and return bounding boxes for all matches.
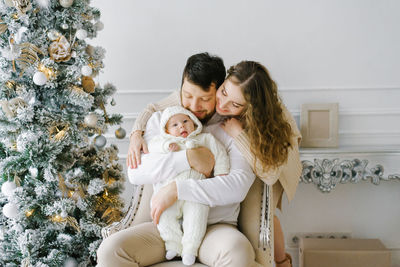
[61,23,69,30]
[63,257,78,267]
[1,181,17,197]
[33,72,47,86]
[0,227,4,241]
[84,113,98,128]
[94,21,104,31]
[29,167,38,178]
[47,29,60,41]
[75,29,87,40]
[81,65,92,76]
[71,51,77,58]
[3,203,18,219]
[59,0,73,8]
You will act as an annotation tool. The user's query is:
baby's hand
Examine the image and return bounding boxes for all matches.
[168,143,180,152]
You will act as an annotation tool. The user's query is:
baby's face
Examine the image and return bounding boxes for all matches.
[166,114,195,138]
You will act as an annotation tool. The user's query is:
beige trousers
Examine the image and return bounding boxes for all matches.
[97,222,262,267]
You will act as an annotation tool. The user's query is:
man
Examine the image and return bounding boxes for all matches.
[97,53,262,267]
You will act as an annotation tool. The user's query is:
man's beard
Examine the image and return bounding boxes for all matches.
[198,111,215,124]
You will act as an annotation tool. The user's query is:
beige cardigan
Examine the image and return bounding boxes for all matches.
[131,90,302,205]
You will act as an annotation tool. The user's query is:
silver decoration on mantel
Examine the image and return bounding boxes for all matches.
[301,158,400,193]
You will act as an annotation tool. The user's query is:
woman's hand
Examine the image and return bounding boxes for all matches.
[220,118,244,139]
[126,130,149,169]
[151,182,178,224]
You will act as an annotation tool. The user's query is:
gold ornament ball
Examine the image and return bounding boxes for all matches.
[84,113,98,128]
[82,76,95,93]
[115,127,126,139]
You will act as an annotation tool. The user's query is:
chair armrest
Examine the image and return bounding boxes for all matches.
[101,185,144,239]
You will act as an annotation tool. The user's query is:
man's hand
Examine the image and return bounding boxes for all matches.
[186,147,215,178]
[126,130,149,169]
[151,182,178,224]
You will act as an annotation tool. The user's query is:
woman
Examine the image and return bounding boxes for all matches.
[218,61,302,267]
[127,59,301,267]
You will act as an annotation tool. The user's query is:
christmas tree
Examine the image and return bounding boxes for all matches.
[0,0,126,266]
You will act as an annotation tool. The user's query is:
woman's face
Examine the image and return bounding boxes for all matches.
[216,78,246,116]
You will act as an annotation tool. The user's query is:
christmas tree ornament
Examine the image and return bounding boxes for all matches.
[5,80,16,90]
[84,113,98,128]
[33,71,47,85]
[94,135,106,149]
[36,0,50,9]
[3,203,19,219]
[81,65,92,76]
[49,35,71,62]
[47,29,60,41]
[15,42,43,74]
[115,127,126,139]
[14,26,28,43]
[94,21,104,31]
[75,29,87,40]
[29,167,38,178]
[38,64,56,79]
[1,181,17,197]
[61,23,69,30]
[4,0,14,7]
[63,257,78,267]
[0,227,4,241]
[0,19,8,35]
[49,124,69,141]
[13,0,32,14]
[110,98,116,106]
[81,76,95,93]
[85,45,94,56]
[59,0,73,8]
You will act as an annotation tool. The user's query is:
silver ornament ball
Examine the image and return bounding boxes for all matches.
[94,135,107,149]
[115,127,126,139]
[110,98,116,106]
[94,21,104,31]
[84,113,98,128]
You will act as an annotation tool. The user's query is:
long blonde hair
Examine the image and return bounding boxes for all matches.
[227,61,292,171]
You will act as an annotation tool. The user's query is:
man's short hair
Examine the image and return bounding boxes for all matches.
[181,53,226,91]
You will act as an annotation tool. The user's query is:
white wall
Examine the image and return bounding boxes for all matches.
[91,1,400,266]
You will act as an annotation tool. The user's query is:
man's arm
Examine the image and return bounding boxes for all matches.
[176,127,255,207]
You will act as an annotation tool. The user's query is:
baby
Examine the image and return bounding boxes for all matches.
[147,106,230,266]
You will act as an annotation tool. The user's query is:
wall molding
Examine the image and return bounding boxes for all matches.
[114,86,400,95]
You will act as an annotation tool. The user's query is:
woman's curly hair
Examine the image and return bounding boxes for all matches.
[227,61,292,171]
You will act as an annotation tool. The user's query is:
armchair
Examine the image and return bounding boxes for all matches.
[101,178,274,267]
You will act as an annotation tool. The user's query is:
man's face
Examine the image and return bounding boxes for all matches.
[181,78,216,123]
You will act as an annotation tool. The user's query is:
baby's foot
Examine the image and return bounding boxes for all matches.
[182,254,196,266]
[165,250,178,260]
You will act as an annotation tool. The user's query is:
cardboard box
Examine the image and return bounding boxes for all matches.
[299,238,391,267]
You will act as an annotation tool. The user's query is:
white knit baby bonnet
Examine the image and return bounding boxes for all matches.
[160,106,203,140]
